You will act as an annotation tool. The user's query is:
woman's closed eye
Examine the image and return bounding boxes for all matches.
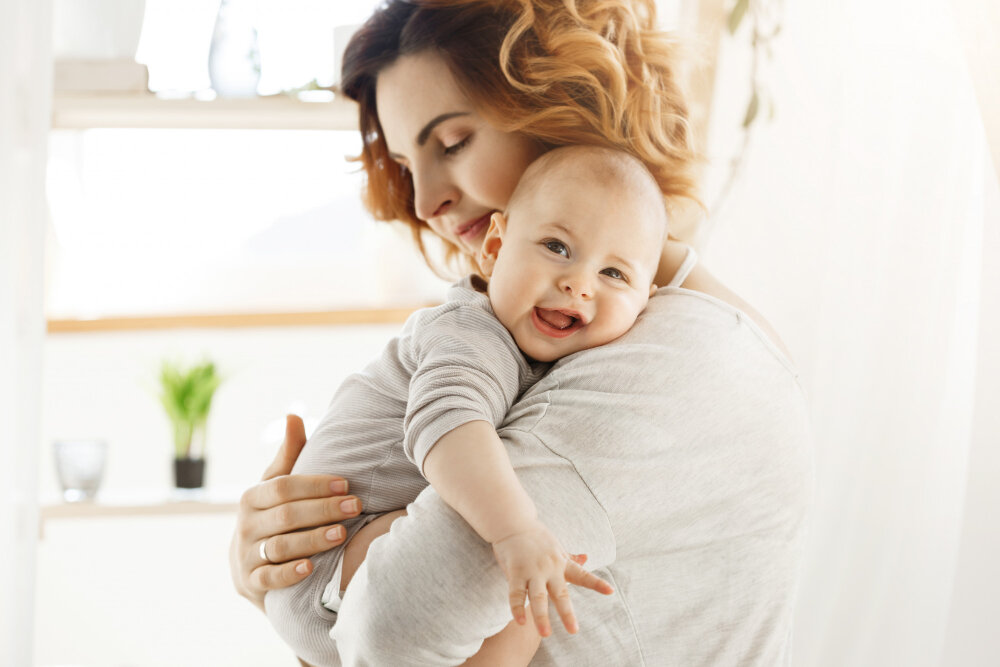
[443,135,472,156]
[543,239,569,257]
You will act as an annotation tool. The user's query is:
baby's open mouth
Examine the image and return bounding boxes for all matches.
[532,308,585,338]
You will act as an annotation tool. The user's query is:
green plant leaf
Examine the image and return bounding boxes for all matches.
[743,89,760,127]
[158,359,222,458]
[728,0,749,35]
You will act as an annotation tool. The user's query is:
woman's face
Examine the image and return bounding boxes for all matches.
[375,51,545,256]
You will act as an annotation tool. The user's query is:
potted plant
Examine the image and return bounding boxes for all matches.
[158,359,222,489]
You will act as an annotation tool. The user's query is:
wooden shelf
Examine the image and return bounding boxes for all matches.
[41,499,239,521]
[38,488,244,535]
[46,305,436,333]
[51,92,359,130]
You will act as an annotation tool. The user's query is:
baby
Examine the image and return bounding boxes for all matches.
[265,145,668,666]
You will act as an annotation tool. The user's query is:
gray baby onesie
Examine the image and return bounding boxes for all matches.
[264,276,547,667]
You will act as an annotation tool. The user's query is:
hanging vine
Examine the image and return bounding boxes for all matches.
[708,0,783,222]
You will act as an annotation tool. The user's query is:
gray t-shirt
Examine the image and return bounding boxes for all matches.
[520,286,815,665]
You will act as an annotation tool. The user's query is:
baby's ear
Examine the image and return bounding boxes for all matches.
[477,212,506,277]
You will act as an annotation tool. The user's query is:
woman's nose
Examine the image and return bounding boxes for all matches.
[411,162,458,221]
[558,270,593,299]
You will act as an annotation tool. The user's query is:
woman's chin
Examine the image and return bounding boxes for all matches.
[461,231,489,256]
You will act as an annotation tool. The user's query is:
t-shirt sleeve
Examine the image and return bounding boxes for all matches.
[403,303,527,474]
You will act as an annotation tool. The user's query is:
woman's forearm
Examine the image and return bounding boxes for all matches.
[422,420,539,543]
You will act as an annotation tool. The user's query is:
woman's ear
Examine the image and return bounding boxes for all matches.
[477,212,507,277]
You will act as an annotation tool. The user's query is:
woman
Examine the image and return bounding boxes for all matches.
[230,1,813,664]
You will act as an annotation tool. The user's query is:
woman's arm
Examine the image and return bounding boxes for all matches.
[229,414,362,612]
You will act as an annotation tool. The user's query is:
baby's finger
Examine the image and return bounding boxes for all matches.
[508,583,529,625]
[565,560,615,595]
[549,578,578,634]
[529,579,552,637]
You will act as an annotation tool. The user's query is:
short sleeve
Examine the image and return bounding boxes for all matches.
[402,303,528,474]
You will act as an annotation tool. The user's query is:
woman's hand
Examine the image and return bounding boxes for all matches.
[492,523,614,637]
[229,414,363,612]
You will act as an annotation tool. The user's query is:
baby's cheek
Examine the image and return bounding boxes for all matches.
[600,308,644,344]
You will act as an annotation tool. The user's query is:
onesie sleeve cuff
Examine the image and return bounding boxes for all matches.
[407,407,492,475]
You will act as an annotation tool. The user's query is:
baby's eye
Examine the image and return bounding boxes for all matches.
[443,136,471,156]
[544,240,569,257]
[601,267,626,281]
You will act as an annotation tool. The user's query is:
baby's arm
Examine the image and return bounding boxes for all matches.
[422,420,614,637]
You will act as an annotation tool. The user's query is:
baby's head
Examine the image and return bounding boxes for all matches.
[478,146,667,362]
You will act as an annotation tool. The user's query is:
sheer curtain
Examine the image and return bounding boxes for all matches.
[0,0,51,664]
[701,0,999,664]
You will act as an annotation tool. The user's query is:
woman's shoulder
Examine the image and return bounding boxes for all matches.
[670,261,795,366]
[636,287,796,379]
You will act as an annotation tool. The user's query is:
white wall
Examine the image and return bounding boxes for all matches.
[39,324,402,500]
[36,514,300,666]
[35,323,403,666]
[1,1,51,665]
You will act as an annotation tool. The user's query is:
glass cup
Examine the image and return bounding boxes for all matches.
[53,440,107,502]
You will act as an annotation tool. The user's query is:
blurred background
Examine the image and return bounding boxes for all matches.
[2,0,998,665]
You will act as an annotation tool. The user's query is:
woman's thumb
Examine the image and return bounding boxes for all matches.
[262,414,308,480]
[284,414,307,449]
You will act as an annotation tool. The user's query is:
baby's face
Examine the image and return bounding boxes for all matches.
[481,174,662,362]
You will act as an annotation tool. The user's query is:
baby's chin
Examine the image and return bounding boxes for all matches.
[518,336,599,363]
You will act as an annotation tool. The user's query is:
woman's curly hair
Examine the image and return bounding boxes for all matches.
[341,0,700,277]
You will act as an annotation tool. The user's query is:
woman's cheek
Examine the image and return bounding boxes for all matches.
[474,132,543,208]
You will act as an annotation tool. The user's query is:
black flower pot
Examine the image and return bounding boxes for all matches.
[173,457,206,489]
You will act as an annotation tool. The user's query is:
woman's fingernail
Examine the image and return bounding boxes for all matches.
[326,526,344,542]
[340,498,359,514]
[295,562,309,574]
[330,480,348,494]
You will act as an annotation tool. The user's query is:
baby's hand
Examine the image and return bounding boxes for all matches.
[491,523,614,637]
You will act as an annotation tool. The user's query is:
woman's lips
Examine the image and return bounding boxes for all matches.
[457,214,491,241]
[531,307,585,338]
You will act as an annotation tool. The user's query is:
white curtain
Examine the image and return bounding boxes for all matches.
[701,0,1000,664]
[0,1,52,664]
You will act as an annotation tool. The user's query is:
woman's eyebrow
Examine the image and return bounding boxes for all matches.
[416,112,470,146]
